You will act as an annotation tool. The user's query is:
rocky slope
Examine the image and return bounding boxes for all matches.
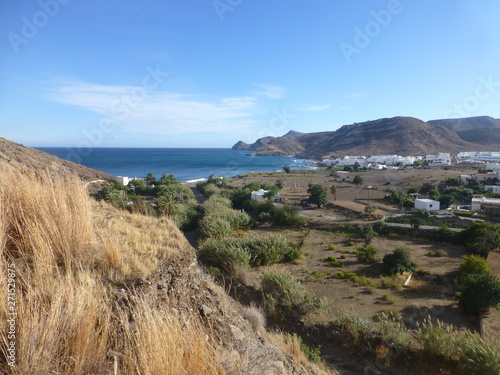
[0,137,114,181]
[0,139,337,375]
[233,116,500,158]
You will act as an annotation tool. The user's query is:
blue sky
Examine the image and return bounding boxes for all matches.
[1,0,500,148]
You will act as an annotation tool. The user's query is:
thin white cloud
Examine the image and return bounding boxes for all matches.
[345,91,367,99]
[302,104,331,112]
[251,83,286,99]
[45,81,257,134]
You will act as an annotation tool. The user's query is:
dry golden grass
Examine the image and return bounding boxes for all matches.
[0,165,224,374]
[92,203,187,281]
[114,298,223,375]
[266,331,337,375]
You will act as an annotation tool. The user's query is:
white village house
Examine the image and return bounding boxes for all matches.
[250,189,280,202]
[414,198,440,211]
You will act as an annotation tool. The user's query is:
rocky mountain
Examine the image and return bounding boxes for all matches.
[0,137,114,181]
[428,116,500,146]
[427,116,500,132]
[233,116,500,158]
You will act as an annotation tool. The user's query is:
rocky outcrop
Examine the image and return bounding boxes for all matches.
[232,116,500,159]
[127,231,337,374]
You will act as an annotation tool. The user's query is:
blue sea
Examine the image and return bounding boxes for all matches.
[36,148,315,183]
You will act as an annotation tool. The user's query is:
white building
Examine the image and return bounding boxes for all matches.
[460,175,473,184]
[485,185,500,194]
[414,198,440,211]
[116,176,130,185]
[250,189,280,202]
[457,151,500,163]
[472,197,500,213]
[336,156,367,166]
[486,163,500,174]
[367,155,420,165]
[425,153,451,166]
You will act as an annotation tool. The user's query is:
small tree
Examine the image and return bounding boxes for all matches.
[330,185,339,201]
[359,225,377,244]
[307,184,327,207]
[145,172,156,185]
[353,175,364,186]
[356,245,379,263]
[383,247,417,276]
[263,186,279,200]
[283,165,291,173]
[459,255,492,284]
[459,274,500,316]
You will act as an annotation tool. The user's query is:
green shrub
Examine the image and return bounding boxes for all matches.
[273,205,306,227]
[197,240,251,276]
[459,274,500,316]
[340,254,346,259]
[300,340,321,363]
[325,256,343,267]
[359,225,377,243]
[328,244,336,251]
[347,240,355,247]
[199,216,233,239]
[416,318,462,359]
[458,254,492,284]
[373,221,390,236]
[382,293,396,304]
[383,247,417,276]
[436,249,448,257]
[459,337,500,375]
[282,248,301,262]
[244,235,291,266]
[356,245,379,263]
[261,272,325,319]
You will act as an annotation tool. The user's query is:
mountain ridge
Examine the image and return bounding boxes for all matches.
[233,116,500,158]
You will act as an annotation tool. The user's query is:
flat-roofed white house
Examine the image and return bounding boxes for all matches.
[425,153,451,166]
[485,185,500,194]
[250,189,280,202]
[116,176,130,185]
[472,197,500,213]
[414,198,440,211]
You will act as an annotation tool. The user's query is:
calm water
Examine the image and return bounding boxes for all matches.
[36,148,315,182]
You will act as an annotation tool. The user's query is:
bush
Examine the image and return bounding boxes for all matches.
[356,245,379,263]
[373,221,390,236]
[347,240,355,247]
[459,222,500,256]
[359,225,377,243]
[261,272,325,320]
[282,248,301,262]
[328,244,336,251]
[273,205,306,227]
[459,274,500,316]
[199,216,233,239]
[197,240,251,276]
[325,256,343,267]
[458,255,492,284]
[459,336,500,375]
[383,247,417,276]
[198,235,293,274]
[244,235,291,266]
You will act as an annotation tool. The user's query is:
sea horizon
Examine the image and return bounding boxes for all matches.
[36,147,316,183]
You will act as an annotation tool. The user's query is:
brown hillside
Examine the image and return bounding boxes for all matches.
[0,137,114,181]
[235,116,499,159]
[299,117,482,158]
[0,158,336,374]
